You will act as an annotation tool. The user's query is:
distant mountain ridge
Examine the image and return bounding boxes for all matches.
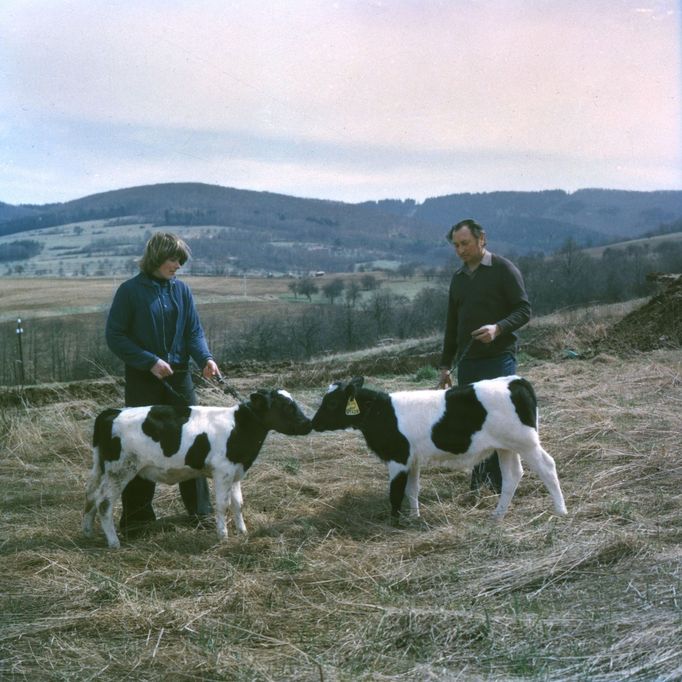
[1,183,681,269]
[363,188,682,253]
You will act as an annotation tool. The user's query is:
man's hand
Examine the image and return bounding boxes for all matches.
[471,324,500,344]
[150,358,173,379]
[438,368,453,389]
[202,358,221,380]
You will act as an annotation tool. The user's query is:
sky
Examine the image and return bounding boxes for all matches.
[0,0,680,206]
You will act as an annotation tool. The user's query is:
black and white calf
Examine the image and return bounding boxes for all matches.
[311,376,567,521]
[83,389,312,548]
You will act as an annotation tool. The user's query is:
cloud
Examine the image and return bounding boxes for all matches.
[0,0,679,203]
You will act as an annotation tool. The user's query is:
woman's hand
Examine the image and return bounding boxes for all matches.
[150,358,173,379]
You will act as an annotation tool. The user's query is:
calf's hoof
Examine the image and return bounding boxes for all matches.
[490,510,507,524]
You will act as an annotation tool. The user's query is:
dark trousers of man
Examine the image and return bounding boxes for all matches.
[120,365,212,535]
[457,352,517,493]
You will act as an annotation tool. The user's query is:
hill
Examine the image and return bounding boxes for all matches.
[582,225,682,258]
[1,183,681,275]
[365,188,682,253]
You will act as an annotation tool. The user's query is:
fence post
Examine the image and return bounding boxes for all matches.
[16,317,25,385]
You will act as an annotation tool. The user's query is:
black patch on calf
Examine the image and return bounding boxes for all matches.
[93,408,122,473]
[225,404,268,472]
[185,432,211,469]
[359,392,410,465]
[141,405,192,457]
[431,384,487,454]
[509,378,537,429]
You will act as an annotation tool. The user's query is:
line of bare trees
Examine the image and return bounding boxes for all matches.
[2,235,681,386]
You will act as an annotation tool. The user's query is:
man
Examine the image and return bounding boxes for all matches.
[106,232,221,536]
[438,218,531,492]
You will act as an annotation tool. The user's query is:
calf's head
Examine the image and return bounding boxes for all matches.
[312,376,365,432]
[249,389,312,435]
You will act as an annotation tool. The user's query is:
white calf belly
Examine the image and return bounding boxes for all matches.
[138,465,207,485]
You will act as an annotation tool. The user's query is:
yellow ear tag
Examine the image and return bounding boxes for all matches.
[345,397,361,416]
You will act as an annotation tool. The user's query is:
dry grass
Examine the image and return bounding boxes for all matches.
[1,350,681,680]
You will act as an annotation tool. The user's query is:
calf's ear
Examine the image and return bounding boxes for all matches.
[349,376,364,394]
[249,391,271,412]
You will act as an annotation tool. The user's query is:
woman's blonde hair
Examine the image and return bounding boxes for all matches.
[139,232,191,275]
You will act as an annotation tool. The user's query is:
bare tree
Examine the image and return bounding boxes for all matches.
[297,277,318,302]
[288,308,323,357]
[364,290,400,335]
[322,278,344,304]
[361,274,379,291]
[288,281,299,299]
[397,262,417,279]
[344,280,362,307]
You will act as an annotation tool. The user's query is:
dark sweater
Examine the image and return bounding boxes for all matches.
[440,253,530,367]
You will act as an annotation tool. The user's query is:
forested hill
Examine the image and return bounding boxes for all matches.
[2,183,682,261]
[364,189,682,254]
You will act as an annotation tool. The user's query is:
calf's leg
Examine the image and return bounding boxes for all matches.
[92,471,130,548]
[98,496,120,549]
[212,474,231,539]
[388,460,408,521]
[405,461,421,518]
[229,479,247,534]
[82,471,100,537]
[520,444,567,516]
[492,450,524,520]
[98,463,140,548]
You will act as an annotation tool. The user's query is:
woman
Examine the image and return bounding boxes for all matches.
[106,232,221,536]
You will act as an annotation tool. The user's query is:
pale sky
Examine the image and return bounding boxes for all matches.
[0,0,680,206]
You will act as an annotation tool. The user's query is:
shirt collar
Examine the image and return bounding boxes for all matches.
[457,249,492,274]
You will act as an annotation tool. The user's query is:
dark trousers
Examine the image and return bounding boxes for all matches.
[121,365,212,532]
[457,352,517,493]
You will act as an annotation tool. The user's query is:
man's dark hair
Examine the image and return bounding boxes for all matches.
[446,218,486,244]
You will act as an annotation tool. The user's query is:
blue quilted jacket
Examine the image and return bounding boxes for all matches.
[106,272,212,371]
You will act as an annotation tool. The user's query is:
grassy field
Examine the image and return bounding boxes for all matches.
[582,231,682,259]
[1,332,680,679]
[0,275,297,323]
[0,272,415,323]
